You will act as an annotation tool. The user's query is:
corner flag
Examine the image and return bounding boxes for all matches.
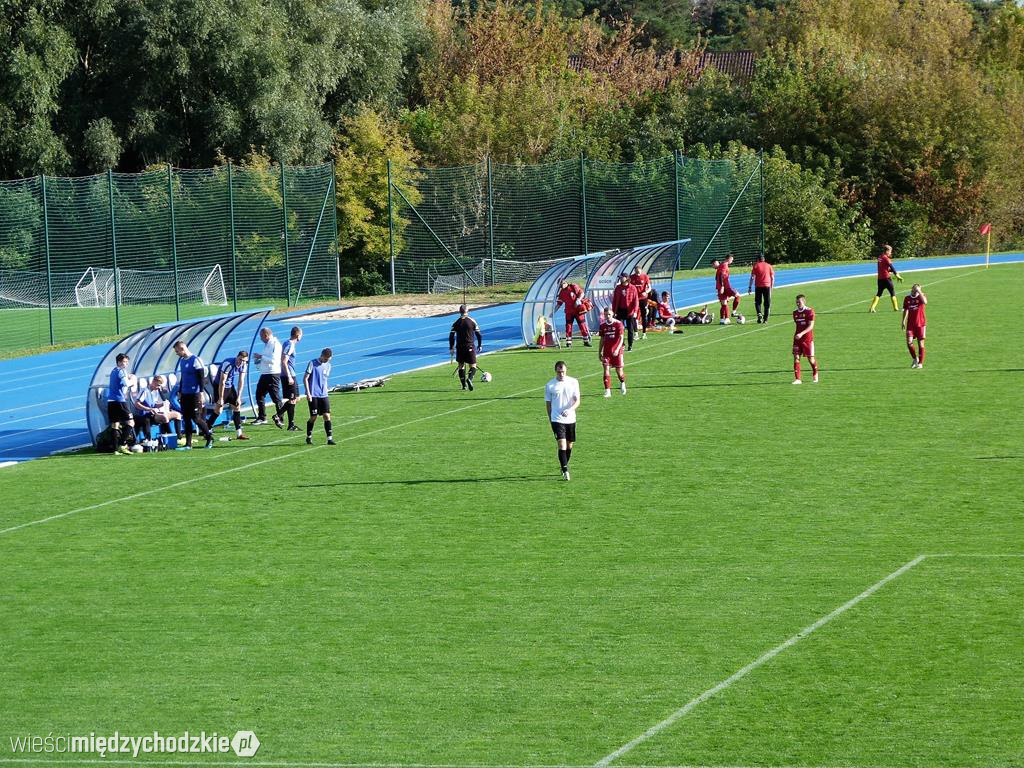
[980,223,992,268]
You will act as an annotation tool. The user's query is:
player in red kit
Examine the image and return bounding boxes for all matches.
[792,294,819,384]
[598,306,627,397]
[629,266,652,339]
[714,254,741,323]
[747,255,775,323]
[554,279,592,347]
[901,284,928,368]
[869,244,903,313]
[611,273,640,351]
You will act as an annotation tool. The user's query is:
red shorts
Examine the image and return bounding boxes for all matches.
[906,324,925,341]
[793,336,815,358]
[601,352,624,369]
[718,287,738,301]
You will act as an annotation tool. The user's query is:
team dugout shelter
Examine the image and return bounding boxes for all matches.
[85,308,272,447]
[520,239,690,347]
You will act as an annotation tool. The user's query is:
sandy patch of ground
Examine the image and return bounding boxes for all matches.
[303,303,493,320]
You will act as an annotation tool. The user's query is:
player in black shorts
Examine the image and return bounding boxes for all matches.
[449,305,483,391]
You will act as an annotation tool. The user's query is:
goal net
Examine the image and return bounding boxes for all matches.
[1,265,228,309]
[427,256,581,294]
[77,265,228,307]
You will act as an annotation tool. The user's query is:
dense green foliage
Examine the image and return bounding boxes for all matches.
[3,0,1024,282]
[2,265,1022,765]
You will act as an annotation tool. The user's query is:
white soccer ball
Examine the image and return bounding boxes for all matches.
[130,444,144,453]
[481,371,493,383]
[735,314,746,325]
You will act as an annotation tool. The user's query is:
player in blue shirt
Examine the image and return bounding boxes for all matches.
[281,326,303,431]
[173,340,214,449]
[303,347,334,446]
[214,350,250,440]
[106,353,136,455]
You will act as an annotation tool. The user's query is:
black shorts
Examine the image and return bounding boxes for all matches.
[455,346,477,365]
[222,386,241,408]
[107,401,132,423]
[876,278,895,296]
[308,396,330,416]
[550,421,577,442]
[281,375,298,400]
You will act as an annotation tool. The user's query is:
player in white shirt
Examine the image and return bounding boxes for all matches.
[544,360,581,481]
[252,326,285,427]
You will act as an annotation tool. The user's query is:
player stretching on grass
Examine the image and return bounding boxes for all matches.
[869,244,903,313]
[304,347,335,445]
[714,254,741,323]
[901,284,928,369]
[449,305,483,391]
[598,306,627,397]
[554,279,592,347]
[792,294,819,385]
[544,360,581,481]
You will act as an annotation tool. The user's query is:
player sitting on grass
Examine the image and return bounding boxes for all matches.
[304,348,335,445]
[792,294,819,384]
[901,284,928,369]
[654,291,689,332]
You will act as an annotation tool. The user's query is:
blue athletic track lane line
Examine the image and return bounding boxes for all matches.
[1,253,1020,464]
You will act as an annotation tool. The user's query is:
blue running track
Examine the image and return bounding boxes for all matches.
[1,253,1020,465]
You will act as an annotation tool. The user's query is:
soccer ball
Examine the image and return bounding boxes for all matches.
[735,314,746,325]
[719,317,731,325]
[481,371,492,383]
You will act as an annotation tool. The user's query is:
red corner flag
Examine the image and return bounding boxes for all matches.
[980,223,992,236]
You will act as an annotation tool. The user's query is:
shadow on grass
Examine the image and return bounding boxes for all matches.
[294,474,553,487]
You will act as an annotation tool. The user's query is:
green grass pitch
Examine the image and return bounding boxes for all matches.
[0,264,1021,768]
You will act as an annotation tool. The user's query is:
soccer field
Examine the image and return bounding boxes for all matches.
[1,264,1022,768]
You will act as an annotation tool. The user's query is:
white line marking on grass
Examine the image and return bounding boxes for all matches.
[0,460,19,469]
[593,555,929,767]
[928,553,1024,558]
[0,266,990,537]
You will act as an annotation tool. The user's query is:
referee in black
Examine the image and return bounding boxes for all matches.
[449,305,483,391]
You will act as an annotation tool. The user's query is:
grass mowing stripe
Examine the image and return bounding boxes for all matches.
[0,266,986,538]
[593,556,930,767]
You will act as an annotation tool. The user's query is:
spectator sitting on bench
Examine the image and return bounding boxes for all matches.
[134,375,182,440]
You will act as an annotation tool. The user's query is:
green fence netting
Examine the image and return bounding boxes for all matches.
[389,151,764,294]
[0,163,337,355]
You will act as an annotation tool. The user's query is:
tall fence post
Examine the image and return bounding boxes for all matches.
[486,156,495,286]
[580,152,589,255]
[387,159,396,295]
[40,174,54,345]
[674,149,682,242]
[332,156,341,301]
[167,164,180,320]
[228,162,238,312]
[759,149,766,259]
[280,162,291,306]
[107,169,120,334]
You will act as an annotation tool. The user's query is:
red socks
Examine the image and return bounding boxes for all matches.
[918,344,925,364]
[907,342,917,361]
[732,296,740,311]
[811,359,819,376]
[794,359,801,379]
[618,371,626,383]
[603,373,611,389]
[720,302,729,319]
